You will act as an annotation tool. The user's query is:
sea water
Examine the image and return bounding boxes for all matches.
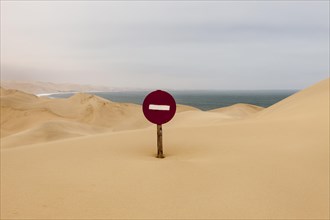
[48,90,297,111]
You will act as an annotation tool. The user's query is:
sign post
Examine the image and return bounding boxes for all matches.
[157,124,163,158]
[142,90,176,158]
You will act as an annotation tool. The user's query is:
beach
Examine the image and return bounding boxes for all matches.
[0,78,329,219]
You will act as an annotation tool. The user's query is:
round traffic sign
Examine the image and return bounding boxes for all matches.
[142,90,176,125]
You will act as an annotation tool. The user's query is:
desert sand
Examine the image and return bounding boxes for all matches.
[1,79,329,219]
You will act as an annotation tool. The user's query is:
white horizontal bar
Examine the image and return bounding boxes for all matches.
[149,104,170,111]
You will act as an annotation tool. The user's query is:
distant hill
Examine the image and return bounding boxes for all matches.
[0,81,116,95]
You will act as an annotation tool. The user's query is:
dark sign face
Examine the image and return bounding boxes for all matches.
[142,90,176,125]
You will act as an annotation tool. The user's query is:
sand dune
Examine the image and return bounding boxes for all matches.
[1,90,150,146]
[1,120,109,148]
[210,103,264,118]
[257,78,329,120]
[1,79,329,219]
[1,89,212,148]
[170,103,264,127]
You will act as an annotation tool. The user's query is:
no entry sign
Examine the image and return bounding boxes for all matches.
[142,90,176,158]
[142,90,176,125]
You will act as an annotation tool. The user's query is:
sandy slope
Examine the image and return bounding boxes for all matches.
[0,79,329,219]
[210,103,264,118]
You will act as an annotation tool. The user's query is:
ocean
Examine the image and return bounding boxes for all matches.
[48,90,297,111]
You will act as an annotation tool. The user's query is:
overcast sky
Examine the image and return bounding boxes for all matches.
[1,1,329,90]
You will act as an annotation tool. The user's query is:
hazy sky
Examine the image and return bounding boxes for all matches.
[1,1,329,90]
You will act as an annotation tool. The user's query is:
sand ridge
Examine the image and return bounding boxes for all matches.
[1,88,261,148]
[210,103,264,118]
[0,90,150,146]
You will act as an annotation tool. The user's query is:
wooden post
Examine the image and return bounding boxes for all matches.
[157,124,164,158]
